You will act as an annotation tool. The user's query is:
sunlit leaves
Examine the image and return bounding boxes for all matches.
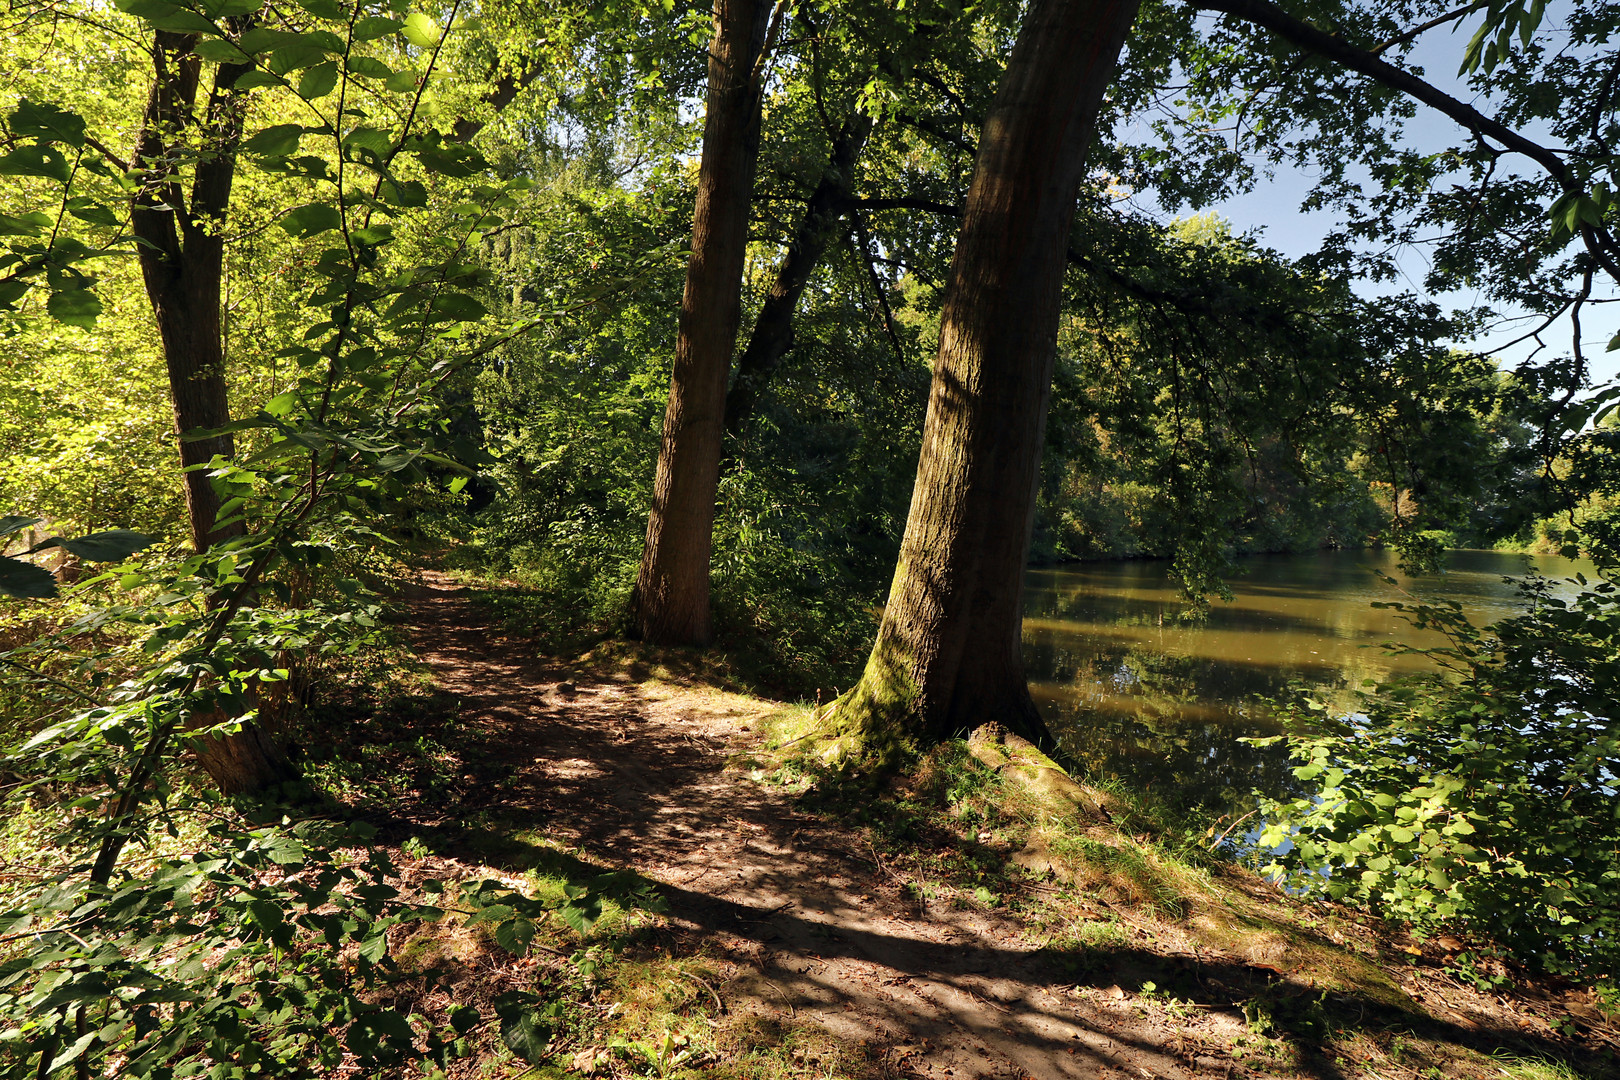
[400,12,440,47]
[1258,575,1620,976]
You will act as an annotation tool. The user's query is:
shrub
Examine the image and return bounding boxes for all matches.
[1255,571,1620,978]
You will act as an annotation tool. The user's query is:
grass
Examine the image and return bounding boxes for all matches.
[8,561,1615,1080]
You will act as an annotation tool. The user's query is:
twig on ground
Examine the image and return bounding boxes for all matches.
[679,969,725,1014]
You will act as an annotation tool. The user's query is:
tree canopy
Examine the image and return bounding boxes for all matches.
[0,0,1617,1072]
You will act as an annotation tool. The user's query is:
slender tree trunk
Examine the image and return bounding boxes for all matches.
[632,0,778,646]
[131,33,298,795]
[831,0,1140,759]
[131,32,246,554]
[724,114,874,440]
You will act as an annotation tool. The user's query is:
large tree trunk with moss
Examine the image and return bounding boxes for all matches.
[724,114,874,441]
[831,0,1140,759]
[631,0,778,646]
[131,32,299,795]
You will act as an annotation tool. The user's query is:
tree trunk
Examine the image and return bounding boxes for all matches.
[131,33,299,795]
[631,0,778,646]
[831,0,1140,760]
[131,32,247,555]
[724,114,874,441]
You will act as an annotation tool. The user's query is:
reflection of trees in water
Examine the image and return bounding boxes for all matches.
[1026,638,1323,814]
[1021,551,1598,817]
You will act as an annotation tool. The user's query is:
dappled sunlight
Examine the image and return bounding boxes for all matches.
[357,573,1608,1080]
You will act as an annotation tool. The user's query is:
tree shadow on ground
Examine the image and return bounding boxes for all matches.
[300,575,1613,1080]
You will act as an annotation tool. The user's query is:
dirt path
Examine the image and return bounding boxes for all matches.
[399,573,1260,1080]
[396,574,1612,1080]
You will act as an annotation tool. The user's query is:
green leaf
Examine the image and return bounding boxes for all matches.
[46,287,103,328]
[0,556,56,598]
[358,932,388,963]
[243,123,304,157]
[281,203,344,237]
[115,0,181,18]
[9,100,86,147]
[0,211,51,236]
[232,69,285,90]
[199,0,263,15]
[239,27,298,53]
[298,61,339,99]
[343,126,393,164]
[494,993,550,1063]
[270,44,337,74]
[193,37,251,62]
[378,178,427,207]
[493,916,534,956]
[347,1009,417,1064]
[353,15,402,39]
[401,12,441,47]
[383,69,419,93]
[58,530,153,562]
[0,145,72,182]
[448,1003,479,1034]
[65,199,119,227]
[411,140,486,178]
[145,8,220,32]
[352,223,394,246]
[0,516,41,538]
[346,55,394,79]
[427,293,487,323]
[293,0,344,18]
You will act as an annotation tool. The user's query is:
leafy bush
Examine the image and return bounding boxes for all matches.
[1255,571,1620,977]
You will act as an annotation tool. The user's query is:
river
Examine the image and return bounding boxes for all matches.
[1021,548,1596,819]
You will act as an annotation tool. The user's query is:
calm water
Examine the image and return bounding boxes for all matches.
[1022,548,1596,817]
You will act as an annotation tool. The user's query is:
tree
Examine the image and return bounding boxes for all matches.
[819,0,1620,761]
[0,0,548,795]
[632,0,781,645]
[828,0,1141,757]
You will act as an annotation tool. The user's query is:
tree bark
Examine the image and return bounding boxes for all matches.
[724,114,874,440]
[131,33,299,795]
[831,0,1140,759]
[632,0,778,645]
[131,32,247,555]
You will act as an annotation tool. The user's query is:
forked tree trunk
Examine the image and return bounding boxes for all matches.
[632,0,777,645]
[831,0,1140,759]
[132,33,299,795]
[724,114,874,440]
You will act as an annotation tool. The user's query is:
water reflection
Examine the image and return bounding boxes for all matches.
[1022,549,1594,816]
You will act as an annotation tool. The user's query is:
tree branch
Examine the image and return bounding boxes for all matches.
[1195,0,1620,283]
[852,196,961,216]
[451,61,547,143]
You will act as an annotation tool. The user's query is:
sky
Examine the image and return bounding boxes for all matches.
[1161,12,1620,387]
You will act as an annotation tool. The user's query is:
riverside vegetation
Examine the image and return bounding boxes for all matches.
[0,0,1618,1076]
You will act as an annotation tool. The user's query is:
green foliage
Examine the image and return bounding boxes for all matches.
[0,819,465,1079]
[0,0,673,1074]
[0,516,151,599]
[1255,569,1620,977]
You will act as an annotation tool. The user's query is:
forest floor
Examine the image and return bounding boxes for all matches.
[316,571,1620,1080]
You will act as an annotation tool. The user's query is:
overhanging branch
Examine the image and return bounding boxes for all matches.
[1194,0,1620,283]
